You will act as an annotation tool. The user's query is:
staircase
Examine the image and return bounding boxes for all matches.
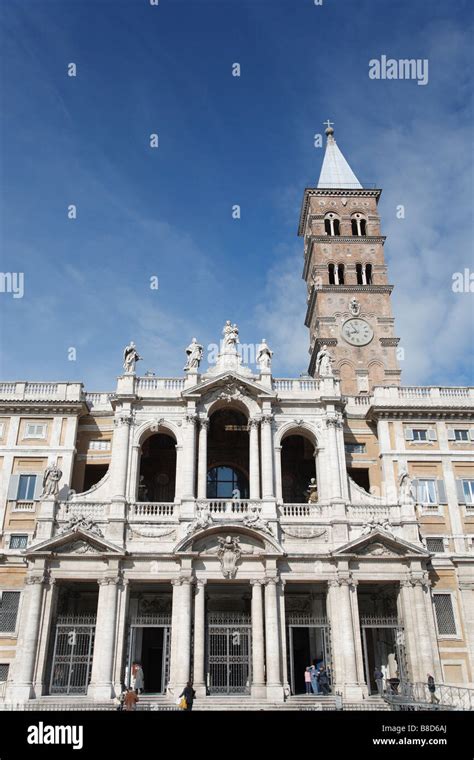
[137,693,338,711]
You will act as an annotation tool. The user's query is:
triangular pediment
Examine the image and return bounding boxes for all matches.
[26,528,124,557]
[332,529,429,559]
[182,371,276,400]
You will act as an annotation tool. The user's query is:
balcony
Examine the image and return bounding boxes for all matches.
[130,502,176,520]
[370,385,474,409]
[0,382,83,401]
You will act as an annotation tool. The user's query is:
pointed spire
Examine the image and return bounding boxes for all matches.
[318,122,362,189]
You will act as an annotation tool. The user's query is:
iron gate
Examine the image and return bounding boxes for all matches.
[207,613,251,694]
[360,616,407,693]
[287,614,333,694]
[49,615,96,695]
[126,614,171,693]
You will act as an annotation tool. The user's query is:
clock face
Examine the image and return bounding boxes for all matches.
[341,318,374,346]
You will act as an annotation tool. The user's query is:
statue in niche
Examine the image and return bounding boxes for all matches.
[256,339,273,371]
[305,478,319,503]
[184,337,203,371]
[41,463,63,499]
[217,535,242,579]
[398,467,416,504]
[315,344,334,377]
[123,341,142,374]
[349,297,361,316]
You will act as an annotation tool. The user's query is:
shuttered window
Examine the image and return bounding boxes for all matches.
[433,594,457,636]
[0,592,21,633]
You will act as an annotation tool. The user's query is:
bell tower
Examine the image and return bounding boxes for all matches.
[298,122,401,395]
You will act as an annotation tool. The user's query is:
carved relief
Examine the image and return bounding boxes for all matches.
[217,536,242,578]
[281,526,327,540]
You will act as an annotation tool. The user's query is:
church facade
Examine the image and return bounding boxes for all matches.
[0,127,473,707]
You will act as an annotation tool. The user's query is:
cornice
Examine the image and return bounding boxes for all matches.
[0,401,86,415]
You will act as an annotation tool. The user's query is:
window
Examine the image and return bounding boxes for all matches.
[88,440,111,451]
[365,263,373,285]
[328,263,335,285]
[345,443,366,454]
[417,479,437,505]
[324,213,340,236]
[454,430,469,442]
[351,213,367,236]
[17,474,37,500]
[0,423,5,438]
[337,263,345,285]
[433,594,457,636]
[24,423,47,439]
[0,591,21,633]
[462,480,474,505]
[425,537,445,553]
[207,466,249,499]
[0,664,9,683]
[9,535,28,550]
[413,429,428,441]
[356,263,363,285]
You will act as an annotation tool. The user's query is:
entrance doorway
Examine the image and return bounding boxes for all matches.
[206,613,251,694]
[287,617,332,695]
[360,619,406,694]
[127,617,171,694]
[49,616,96,695]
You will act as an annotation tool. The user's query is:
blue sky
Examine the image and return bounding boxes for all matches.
[0,0,473,389]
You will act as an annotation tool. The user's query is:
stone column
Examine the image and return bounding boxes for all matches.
[8,573,48,702]
[459,581,474,680]
[168,579,182,693]
[182,414,197,499]
[325,417,343,500]
[274,445,283,502]
[174,444,183,501]
[88,575,120,700]
[411,576,442,681]
[113,579,130,695]
[251,580,265,697]
[111,412,133,500]
[264,577,283,701]
[399,580,422,682]
[197,419,209,499]
[193,579,207,695]
[176,578,193,688]
[261,414,274,499]
[327,577,364,700]
[249,418,260,500]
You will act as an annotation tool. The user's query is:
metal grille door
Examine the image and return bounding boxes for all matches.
[207,613,251,694]
[49,616,96,695]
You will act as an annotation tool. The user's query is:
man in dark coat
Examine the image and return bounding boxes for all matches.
[179,682,196,711]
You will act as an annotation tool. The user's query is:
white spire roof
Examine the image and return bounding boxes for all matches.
[317,123,362,189]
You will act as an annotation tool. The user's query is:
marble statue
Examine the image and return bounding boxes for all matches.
[361,519,392,536]
[222,321,239,352]
[184,337,203,371]
[217,536,242,578]
[243,505,273,534]
[398,468,415,504]
[315,344,334,377]
[256,339,273,371]
[306,477,318,504]
[187,506,214,534]
[41,463,62,499]
[350,297,361,316]
[123,341,142,374]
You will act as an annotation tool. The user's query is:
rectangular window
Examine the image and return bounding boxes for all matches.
[418,479,437,505]
[88,440,111,451]
[0,664,9,682]
[9,535,28,550]
[0,592,21,633]
[24,423,46,439]
[425,537,445,553]
[0,423,5,438]
[17,474,37,500]
[345,443,366,454]
[433,594,457,636]
[454,429,469,442]
[462,480,474,505]
[412,429,428,441]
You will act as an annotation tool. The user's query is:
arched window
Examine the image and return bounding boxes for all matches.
[328,263,336,285]
[337,263,345,285]
[324,213,340,236]
[351,213,367,236]
[356,263,372,285]
[365,263,373,284]
[356,263,364,285]
[207,465,249,499]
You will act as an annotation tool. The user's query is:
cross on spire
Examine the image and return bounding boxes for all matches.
[323,119,334,130]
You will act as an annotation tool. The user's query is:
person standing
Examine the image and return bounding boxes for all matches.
[374,666,384,696]
[310,661,320,694]
[304,667,312,694]
[427,674,440,704]
[134,663,144,694]
[318,665,330,695]
[179,682,196,711]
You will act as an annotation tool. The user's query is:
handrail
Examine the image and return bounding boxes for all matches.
[384,680,474,710]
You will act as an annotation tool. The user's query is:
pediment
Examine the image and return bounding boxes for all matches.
[182,372,276,401]
[26,528,124,557]
[174,524,284,556]
[332,529,429,559]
